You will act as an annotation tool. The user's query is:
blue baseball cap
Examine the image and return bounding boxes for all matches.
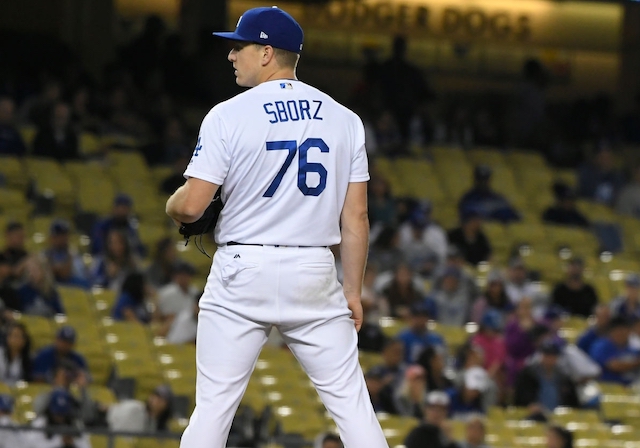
[0,394,14,413]
[48,388,74,416]
[481,310,503,331]
[213,6,304,54]
[56,326,77,343]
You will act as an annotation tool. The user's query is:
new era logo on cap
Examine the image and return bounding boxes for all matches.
[260,31,269,39]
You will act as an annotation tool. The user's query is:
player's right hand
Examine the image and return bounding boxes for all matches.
[347,299,363,333]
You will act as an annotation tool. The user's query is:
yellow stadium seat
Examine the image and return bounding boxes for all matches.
[0,156,28,190]
[466,148,507,167]
[79,132,102,156]
[0,188,28,213]
[25,157,75,210]
[90,435,136,448]
[19,125,37,149]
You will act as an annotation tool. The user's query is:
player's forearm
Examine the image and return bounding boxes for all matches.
[166,185,205,223]
[340,212,369,303]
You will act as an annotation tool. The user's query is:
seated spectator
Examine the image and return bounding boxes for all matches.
[358,300,387,353]
[616,164,640,218]
[504,257,539,306]
[18,255,64,317]
[374,339,407,390]
[314,433,343,448]
[447,208,492,266]
[157,261,198,321]
[458,416,490,448]
[165,295,199,345]
[368,176,397,230]
[43,219,89,289]
[551,257,598,318]
[514,340,579,411]
[112,272,153,324]
[364,365,397,414]
[398,201,448,267]
[578,146,625,206]
[543,182,589,228]
[90,229,140,290]
[432,266,472,327]
[32,102,80,161]
[471,270,514,324]
[505,298,537,384]
[146,237,178,289]
[2,221,28,279]
[589,316,640,385]
[436,246,478,299]
[459,165,520,224]
[446,367,488,419]
[398,301,444,364]
[381,263,425,318]
[547,425,574,448]
[417,345,454,392]
[577,304,611,354]
[0,96,26,156]
[0,322,32,385]
[141,116,190,166]
[404,391,458,448]
[32,326,88,383]
[610,273,640,320]
[472,310,507,384]
[23,388,91,448]
[395,365,428,419]
[369,226,405,273]
[90,194,144,256]
[0,394,24,448]
[0,253,21,313]
[159,149,190,195]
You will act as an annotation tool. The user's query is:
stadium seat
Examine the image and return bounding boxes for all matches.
[0,156,28,190]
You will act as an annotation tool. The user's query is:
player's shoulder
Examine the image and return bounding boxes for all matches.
[300,81,363,122]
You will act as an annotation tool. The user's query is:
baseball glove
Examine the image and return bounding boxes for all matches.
[179,188,223,239]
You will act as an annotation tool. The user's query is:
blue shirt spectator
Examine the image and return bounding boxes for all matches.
[18,255,65,317]
[459,165,520,224]
[446,367,488,419]
[578,146,625,206]
[112,272,151,324]
[576,305,611,355]
[610,273,640,320]
[32,326,88,383]
[397,301,444,363]
[91,194,145,256]
[589,317,640,385]
[44,219,89,289]
[0,97,27,156]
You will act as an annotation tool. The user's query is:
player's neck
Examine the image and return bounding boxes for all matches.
[260,68,297,85]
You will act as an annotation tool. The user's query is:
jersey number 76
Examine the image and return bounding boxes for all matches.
[263,138,328,197]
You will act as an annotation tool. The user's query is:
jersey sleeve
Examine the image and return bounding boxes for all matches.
[349,117,369,183]
[183,109,230,185]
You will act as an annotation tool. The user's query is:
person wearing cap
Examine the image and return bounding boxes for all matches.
[546,424,574,448]
[504,256,539,307]
[156,261,199,322]
[471,310,507,386]
[2,221,28,279]
[589,316,640,385]
[90,193,144,257]
[577,304,611,355]
[32,325,88,384]
[404,391,458,448]
[610,273,640,321]
[446,366,488,420]
[398,201,448,268]
[0,252,21,314]
[550,257,598,318]
[458,165,520,224]
[23,388,91,448]
[165,5,389,446]
[0,394,25,448]
[514,339,578,412]
[106,384,174,433]
[542,182,589,228]
[577,145,625,206]
[471,269,513,325]
[447,207,492,266]
[431,265,473,327]
[44,219,89,289]
[397,300,444,364]
[436,245,479,300]
[17,254,65,318]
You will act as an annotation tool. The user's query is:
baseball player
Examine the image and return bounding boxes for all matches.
[165,6,388,448]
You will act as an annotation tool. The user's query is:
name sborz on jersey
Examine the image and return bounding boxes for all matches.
[263,100,323,124]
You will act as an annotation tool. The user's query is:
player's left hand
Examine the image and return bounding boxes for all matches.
[347,299,363,333]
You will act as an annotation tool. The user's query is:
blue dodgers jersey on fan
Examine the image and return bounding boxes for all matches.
[184,79,369,246]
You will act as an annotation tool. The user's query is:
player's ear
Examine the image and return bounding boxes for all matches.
[261,45,275,66]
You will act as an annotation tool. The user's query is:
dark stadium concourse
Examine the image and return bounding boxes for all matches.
[1,0,640,447]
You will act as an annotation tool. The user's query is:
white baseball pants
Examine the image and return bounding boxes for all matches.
[179,244,388,448]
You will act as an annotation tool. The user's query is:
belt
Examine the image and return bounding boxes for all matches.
[226,241,327,248]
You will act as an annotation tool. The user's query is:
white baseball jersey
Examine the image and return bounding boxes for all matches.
[183,79,369,246]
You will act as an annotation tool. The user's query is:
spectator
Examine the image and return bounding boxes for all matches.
[504,257,538,306]
[630,317,640,351]
[514,340,579,411]
[505,298,538,384]
[32,326,88,383]
[0,322,32,385]
[397,301,444,364]
[361,263,386,318]
[374,339,407,390]
[358,294,387,353]
[507,58,548,149]
[616,165,640,217]
[3,221,28,278]
[437,246,479,300]
[432,266,472,327]
[447,208,492,266]
[107,383,174,433]
[368,176,397,230]
[459,165,520,224]
[0,96,26,156]
[0,253,21,313]
[18,255,64,317]
[381,263,425,318]
[417,345,454,392]
[32,102,80,161]
[471,270,513,325]
[43,219,89,289]
[18,79,62,128]
[142,116,190,166]
[0,394,24,448]
[547,425,574,448]
[589,316,640,385]
[472,310,507,385]
[156,261,198,321]
[364,365,397,414]
[610,273,640,320]
[398,201,448,267]
[577,304,611,355]
[315,433,343,448]
[404,391,458,448]
[578,146,625,206]
[550,257,598,318]
[368,226,404,273]
[112,272,153,324]
[159,149,190,195]
[543,182,589,228]
[90,229,140,290]
[146,237,178,288]
[23,388,91,448]
[165,294,199,345]
[395,365,428,419]
[446,367,488,419]
[458,416,490,448]
[90,194,144,256]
